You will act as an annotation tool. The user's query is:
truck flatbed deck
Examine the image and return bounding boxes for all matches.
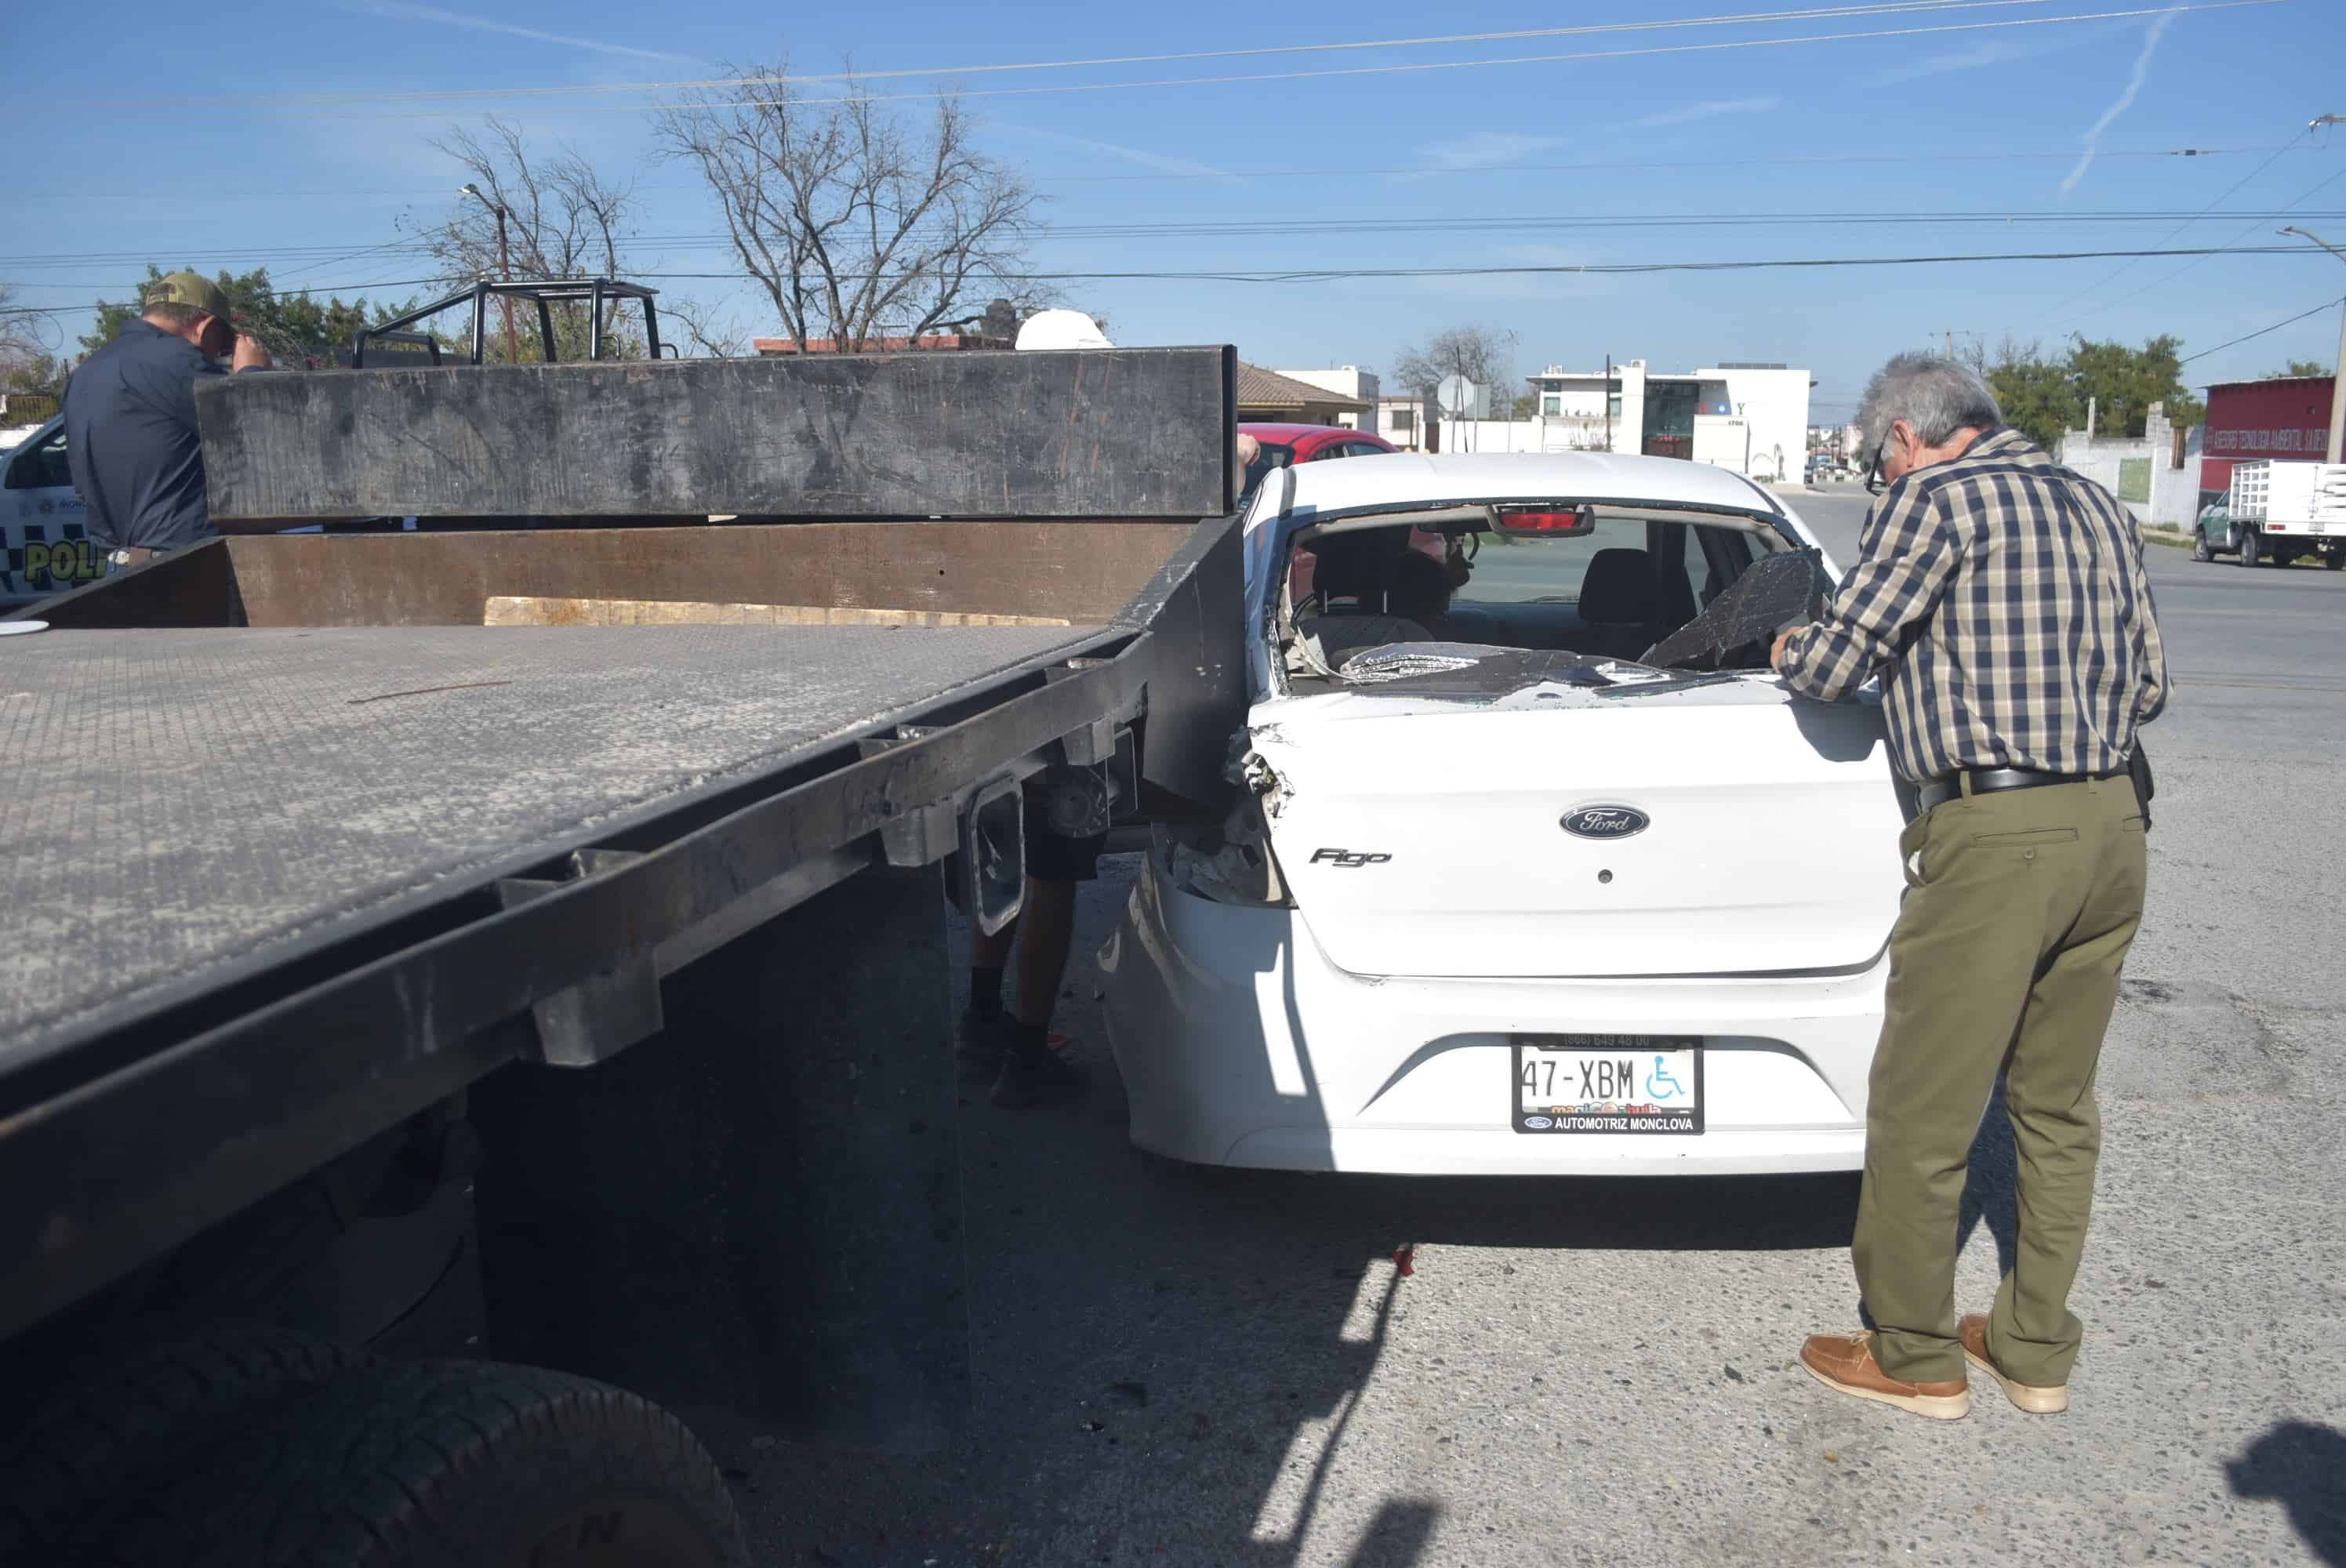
[1,621,1107,1069]
[0,345,1247,1535]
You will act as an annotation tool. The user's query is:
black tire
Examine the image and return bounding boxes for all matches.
[2239,527,2263,568]
[93,1360,748,1568]
[2192,528,2213,562]
[0,1326,365,1561]
[2326,550,2344,572]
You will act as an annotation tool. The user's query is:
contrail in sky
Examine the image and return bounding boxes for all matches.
[2059,7,2179,194]
[336,1,708,65]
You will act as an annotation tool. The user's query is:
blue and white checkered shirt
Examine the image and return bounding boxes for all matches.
[1777,427,2168,784]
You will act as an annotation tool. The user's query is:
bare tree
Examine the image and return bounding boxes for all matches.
[0,282,53,376]
[1390,323,1520,414]
[661,295,753,359]
[654,64,1042,352]
[0,282,67,418]
[401,118,642,359]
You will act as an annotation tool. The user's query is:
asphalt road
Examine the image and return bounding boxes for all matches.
[725,485,2346,1568]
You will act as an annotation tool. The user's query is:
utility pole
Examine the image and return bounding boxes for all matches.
[461,183,519,365]
[2276,225,2346,463]
[1603,353,1613,452]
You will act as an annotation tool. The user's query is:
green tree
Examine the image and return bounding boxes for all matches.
[2064,334,2202,436]
[1970,337,2080,451]
[1963,332,2205,447]
[2264,358,2333,378]
[82,266,412,368]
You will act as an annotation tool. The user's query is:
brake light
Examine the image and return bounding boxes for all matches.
[1494,506,1595,536]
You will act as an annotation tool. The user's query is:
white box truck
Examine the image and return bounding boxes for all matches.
[2193,459,2346,568]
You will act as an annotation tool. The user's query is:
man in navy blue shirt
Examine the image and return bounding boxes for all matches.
[64,271,272,561]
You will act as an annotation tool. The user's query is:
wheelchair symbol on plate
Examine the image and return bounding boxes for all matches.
[1647,1055,1688,1102]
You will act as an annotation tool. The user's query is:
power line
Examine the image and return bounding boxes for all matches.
[0,143,2326,204]
[1037,143,2333,182]
[2179,295,2346,365]
[597,242,2327,285]
[89,1,2288,122]
[9,242,2326,318]
[13,209,2344,275]
[2069,163,2346,323]
[37,0,2129,111]
[2044,118,2325,321]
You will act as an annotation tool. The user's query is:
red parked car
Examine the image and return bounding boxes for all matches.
[1239,422,1397,500]
[1240,423,1447,602]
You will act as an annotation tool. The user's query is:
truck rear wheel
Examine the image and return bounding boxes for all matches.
[0,1325,365,1560]
[92,1360,748,1568]
[2239,528,2263,568]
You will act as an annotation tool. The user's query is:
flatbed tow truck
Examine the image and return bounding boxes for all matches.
[0,318,1243,1566]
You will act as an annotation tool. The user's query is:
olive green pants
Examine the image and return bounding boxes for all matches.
[1852,775,2147,1385]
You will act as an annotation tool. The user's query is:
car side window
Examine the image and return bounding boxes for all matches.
[4,425,70,491]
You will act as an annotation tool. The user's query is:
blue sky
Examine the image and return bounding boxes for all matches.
[5,0,2344,419]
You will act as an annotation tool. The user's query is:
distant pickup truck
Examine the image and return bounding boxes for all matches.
[2192,459,2346,569]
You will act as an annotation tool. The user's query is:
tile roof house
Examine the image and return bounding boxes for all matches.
[753,332,1013,354]
[1235,363,1371,427]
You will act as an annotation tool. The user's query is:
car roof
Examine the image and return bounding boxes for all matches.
[1272,450,1783,516]
[1239,422,1376,445]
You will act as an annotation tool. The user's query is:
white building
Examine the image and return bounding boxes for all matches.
[1445,360,1814,481]
[1273,366,1381,432]
[1375,393,1435,450]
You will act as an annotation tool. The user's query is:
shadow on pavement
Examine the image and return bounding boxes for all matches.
[711,857,1863,1564]
[2227,1421,2346,1566]
[1955,1079,2021,1279]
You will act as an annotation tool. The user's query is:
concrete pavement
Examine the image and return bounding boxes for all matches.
[724,485,2346,1567]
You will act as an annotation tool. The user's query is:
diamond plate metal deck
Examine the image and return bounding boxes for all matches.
[0,622,1106,1065]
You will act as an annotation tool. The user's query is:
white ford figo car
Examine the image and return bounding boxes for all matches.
[1098,451,1905,1175]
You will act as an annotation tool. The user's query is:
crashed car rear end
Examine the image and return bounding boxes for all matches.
[1098,451,1905,1174]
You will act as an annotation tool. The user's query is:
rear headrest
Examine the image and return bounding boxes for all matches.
[1310,533,1381,601]
[1578,548,1660,626]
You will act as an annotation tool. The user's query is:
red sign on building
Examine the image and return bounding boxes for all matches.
[2199,376,2335,495]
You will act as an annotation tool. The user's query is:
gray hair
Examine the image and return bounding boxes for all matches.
[142,301,207,331]
[1854,352,2000,459]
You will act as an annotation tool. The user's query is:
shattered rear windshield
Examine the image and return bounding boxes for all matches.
[1284,505,1825,691]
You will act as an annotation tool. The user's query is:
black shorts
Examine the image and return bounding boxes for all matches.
[1023,772,1108,882]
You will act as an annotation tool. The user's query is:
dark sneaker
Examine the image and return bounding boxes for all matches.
[957,1008,1015,1082]
[990,1046,1090,1109]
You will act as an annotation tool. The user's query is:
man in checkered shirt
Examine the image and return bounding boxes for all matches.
[1771,353,2167,1423]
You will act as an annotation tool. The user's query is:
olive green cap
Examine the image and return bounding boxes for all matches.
[145,270,234,321]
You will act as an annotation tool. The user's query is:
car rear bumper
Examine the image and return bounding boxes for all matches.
[1099,847,1884,1176]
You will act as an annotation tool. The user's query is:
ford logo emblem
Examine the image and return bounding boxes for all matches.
[1562,805,1649,839]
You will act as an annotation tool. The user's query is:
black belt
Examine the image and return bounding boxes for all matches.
[1915,764,2128,812]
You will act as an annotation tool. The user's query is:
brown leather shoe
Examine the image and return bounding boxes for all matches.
[1799,1330,1970,1420]
[1959,1313,2069,1414]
